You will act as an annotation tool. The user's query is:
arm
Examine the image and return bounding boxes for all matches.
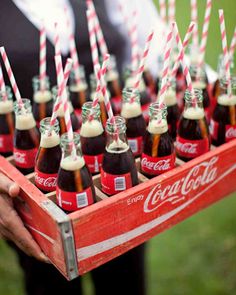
[0,172,48,262]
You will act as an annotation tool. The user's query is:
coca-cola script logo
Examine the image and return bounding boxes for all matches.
[35,173,57,188]
[141,157,171,171]
[14,151,26,164]
[144,156,218,213]
[176,142,197,154]
[226,127,236,139]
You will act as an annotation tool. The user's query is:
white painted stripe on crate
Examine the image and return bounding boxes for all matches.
[26,224,55,244]
[77,164,236,261]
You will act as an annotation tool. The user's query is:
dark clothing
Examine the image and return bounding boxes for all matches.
[0,0,127,99]
[1,1,146,295]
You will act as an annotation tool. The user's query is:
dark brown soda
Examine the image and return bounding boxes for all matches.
[33,100,53,126]
[0,112,15,157]
[80,132,106,156]
[167,104,180,140]
[58,112,80,135]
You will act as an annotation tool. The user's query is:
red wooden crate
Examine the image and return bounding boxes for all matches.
[0,139,236,280]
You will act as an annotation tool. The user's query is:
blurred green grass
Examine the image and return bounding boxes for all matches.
[1,1,236,294]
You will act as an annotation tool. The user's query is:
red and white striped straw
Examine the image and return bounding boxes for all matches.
[51,57,72,127]
[39,24,47,90]
[173,23,196,103]
[130,9,139,72]
[0,64,7,100]
[198,0,212,70]
[168,0,175,25]
[54,22,61,56]
[64,6,81,86]
[219,9,232,97]
[0,47,23,106]
[229,26,236,64]
[131,29,155,102]
[159,0,167,24]
[86,0,108,59]
[86,9,99,71]
[191,0,199,48]
[171,22,195,79]
[158,26,174,106]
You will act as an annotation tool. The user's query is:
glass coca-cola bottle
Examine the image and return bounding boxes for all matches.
[101,116,138,196]
[35,118,62,193]
[190,64,211,123]
[13,99,40,174]
[142,67,157,96]
[210,77,236,146]
[56,133,96,212]
[52,85,80,134]
[124,66,152,122]
[90,73,111,127]
[0,86,15,157]
[176,89,210,161]
[140,103,175,178]
[32,75,53,127]
[105,55,122,114]
[121,88,146,157]
[159,78,181,140]
[69,66,89,125]
[80,102,106,174]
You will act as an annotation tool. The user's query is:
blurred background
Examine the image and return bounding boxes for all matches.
[0,0,236,294]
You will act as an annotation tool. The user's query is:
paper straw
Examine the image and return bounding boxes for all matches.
[86,0,108,59]
[219,9,232,96]
[86,9,99,71]
[64,6,81,86]
[130,9,139,72]
[0,64,7,100]
[171,22,195,79]
[39,24,47,90]
[131,29,155,102]
[158,26,174,106]
[191,0,199,48]
[229,26,236,64]
[168,0,175,25]
[51,57,72,127]
[0,47,23,106]
[173,22,195,104]
[159,0,167,24]
[89,55,109,121]
[198,0,212,71]
[54,22,61,56]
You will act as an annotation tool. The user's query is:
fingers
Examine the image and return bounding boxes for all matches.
[0,193,49,263]
[0,172,20,197]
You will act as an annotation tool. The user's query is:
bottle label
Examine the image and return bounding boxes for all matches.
[225,125,236,142]
[83,154,103,174]
[74,108,82,125]
[210,119,236,143]
[13,147,38,168]
[35,167,57,192]
[141,103,150,122]
[56,186,94,211]
[141,153,176,175]
[128,136,143,156]
[176,136,209,158]
[101,168,132,195]
[0,134,13,153]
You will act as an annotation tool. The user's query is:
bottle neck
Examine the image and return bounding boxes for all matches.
[147,103,168,135]
[14,99,36,130]
[183,90,205,120]
[52,86,74,116]
[69,67,88,92]
[218,77,236,106]
[39,118,60,148]
[121,88,142,119]
[32,75,52,103]
[0,87,14,114]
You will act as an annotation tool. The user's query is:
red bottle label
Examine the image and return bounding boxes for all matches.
[74,108,82,125]
[101,168,132,195]
[0,134,13,153]
[35,167,57,192]
[13,147,38,168]
[56,186,94,211]
[210,119,236,143]
[83,153,103,174]
[176,136,209,158]
[141,103,150,122]
[225,125,236,142]
[128,136,143,156]
[141,153,176,175]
